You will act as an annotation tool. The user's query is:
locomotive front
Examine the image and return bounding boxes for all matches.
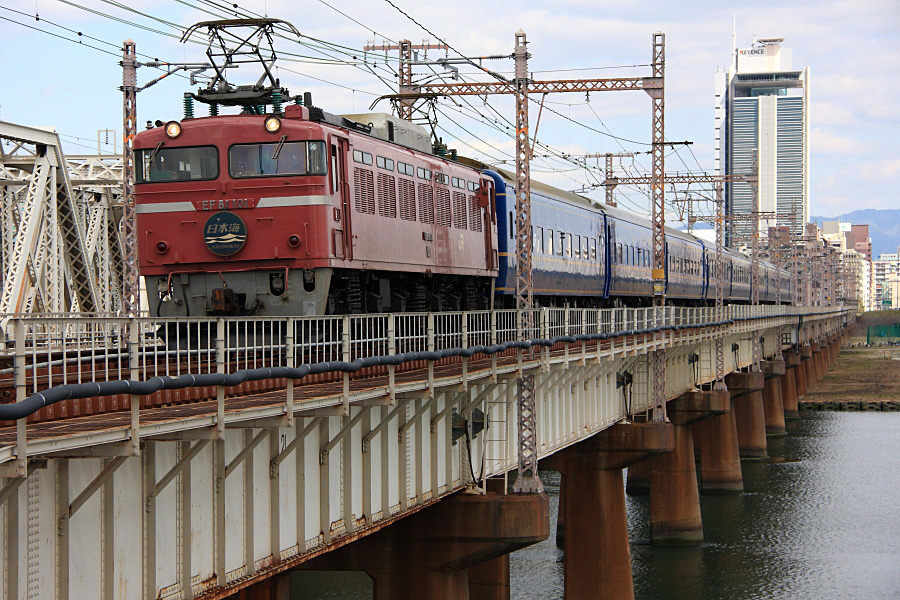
[134,105,336,317]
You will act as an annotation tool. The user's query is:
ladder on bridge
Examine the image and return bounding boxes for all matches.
[482,387,512,489]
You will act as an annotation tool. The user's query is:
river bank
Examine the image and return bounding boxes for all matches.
[799,347,900,411]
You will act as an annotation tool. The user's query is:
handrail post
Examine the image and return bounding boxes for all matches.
[542,307,550,371]
[285,317,295,419]
[427,312,435,398]
[387,315,396,402]
[342,315,351,414]
[13,319,27,477]
[490,310,498,382]
[461,312,469,389]
[216,318,226,436]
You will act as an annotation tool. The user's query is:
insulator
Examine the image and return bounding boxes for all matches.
[183,93,194,119]
[272,90,283,115]
[209,103,218,116]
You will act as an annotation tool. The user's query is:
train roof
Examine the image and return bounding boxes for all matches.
[484,165,703,242]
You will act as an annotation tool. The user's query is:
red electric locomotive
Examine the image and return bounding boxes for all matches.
[134,103,499,317]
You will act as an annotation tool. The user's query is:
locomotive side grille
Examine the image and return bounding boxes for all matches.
[436,188,451,228]
[399,179,416,221]
[452,191,468,230]
[418,183,434,224]
[378,173,397,219]
[469,195,483,232]
[354,167,375,214]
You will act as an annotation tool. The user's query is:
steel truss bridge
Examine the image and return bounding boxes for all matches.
[0,121,124,318]
[0,305,852,599]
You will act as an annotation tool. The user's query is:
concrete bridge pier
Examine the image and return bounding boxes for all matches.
[293,489,549,600]
[820,339,831,377]
[542,422,673,600]
[797,344,813,397]
[646,390,729,545]
[724,371,767,459]
[780,351,801,419]
[760,359,787,436]
[693,389,743,494]
[810,341,824,382]
[829,334,840,367]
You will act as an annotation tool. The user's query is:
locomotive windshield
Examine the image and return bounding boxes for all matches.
[135,145,219,183]
[229,141,327,178]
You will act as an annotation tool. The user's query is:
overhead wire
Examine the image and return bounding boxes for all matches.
[17,0,701,219]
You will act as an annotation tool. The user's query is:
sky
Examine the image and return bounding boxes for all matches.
[1,0,898,223]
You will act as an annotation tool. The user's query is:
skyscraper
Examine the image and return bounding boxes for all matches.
[715,38,810,244]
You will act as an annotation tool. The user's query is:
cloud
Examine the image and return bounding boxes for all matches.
[2,0,897,215]
[811,127,866,155]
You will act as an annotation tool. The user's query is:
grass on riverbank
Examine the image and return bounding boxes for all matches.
[804,348,900,403]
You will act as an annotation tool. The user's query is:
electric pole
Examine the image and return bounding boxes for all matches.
[365,39,449,121]
[121,40,139,320]
[389,31,668,489]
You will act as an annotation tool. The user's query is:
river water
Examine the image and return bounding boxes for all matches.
[510,412,900,599]
[291,413,900,598]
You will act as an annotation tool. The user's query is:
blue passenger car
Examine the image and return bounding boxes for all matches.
[485,166,789,307]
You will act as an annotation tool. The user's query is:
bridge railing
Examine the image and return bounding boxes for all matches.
[0,305,848,424]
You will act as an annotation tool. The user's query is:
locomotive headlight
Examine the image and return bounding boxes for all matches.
[264,115,282,133]
[164,121,182,138]
[288,235,301,248]
[156,241,169,254]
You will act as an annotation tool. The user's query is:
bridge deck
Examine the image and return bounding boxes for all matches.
[0,322,738,464]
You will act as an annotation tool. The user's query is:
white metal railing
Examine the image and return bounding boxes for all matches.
[0,305,848,399]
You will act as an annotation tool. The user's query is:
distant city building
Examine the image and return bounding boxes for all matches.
[874,253,900,310]
[715,38,809,244]
[821,221,874,310]
[850,224,872,261]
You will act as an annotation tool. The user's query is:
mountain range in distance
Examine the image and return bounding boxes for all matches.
[811,208,900,259]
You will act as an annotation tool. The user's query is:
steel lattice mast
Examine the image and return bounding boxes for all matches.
[121,40,140,319]
[364,40,448,121]
[648,33,667,422]
[509,31,542,493]
[377,30,667,491]
[714,182,726,388]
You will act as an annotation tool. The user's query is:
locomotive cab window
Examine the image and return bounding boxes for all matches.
[136,145,218,183]
[230,141,327,178]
